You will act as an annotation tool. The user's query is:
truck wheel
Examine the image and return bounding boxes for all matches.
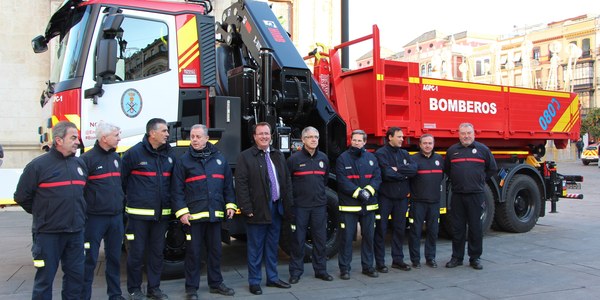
[439,185,494,239]
[161,218,187,279]
[582,160,590,165]
[495,174,541,233]
[279,187,341,262]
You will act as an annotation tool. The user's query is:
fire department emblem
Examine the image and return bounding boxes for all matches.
[472,148,478,154]
[369,160,374,166]
[217,159,222,165]
[121,88,143,118]
[114,159,119,168]
[77,167,84,176]
[319,161,324,168]
[168,157,173,164]
[435,160,440,166]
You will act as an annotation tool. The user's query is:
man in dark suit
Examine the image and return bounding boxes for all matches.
[235,122,293,295]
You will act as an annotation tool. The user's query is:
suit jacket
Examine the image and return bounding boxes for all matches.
[235,145,293,224]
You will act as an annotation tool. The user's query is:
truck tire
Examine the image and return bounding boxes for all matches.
[161,218,187,279]
[439,185,495,239]
[279,187,341,262]
[495,174,541,233]
[582,160,590,165]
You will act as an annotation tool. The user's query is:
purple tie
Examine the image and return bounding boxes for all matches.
[265,151,279,202]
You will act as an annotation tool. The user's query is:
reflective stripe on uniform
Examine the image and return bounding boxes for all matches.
[33,260,45,268]
[186,234,191,241]
[366,204,378,211]
[162,209,171,215]
[189,210,224,220]
[364,185,375,195]
[225,203,238,210]
[84,242,90,249]
[125,207,154,216]
[290,224,296,232]
[340,223,345,229]
[126,234,135,240]
[339,206,361,212]
[352,187,361,199]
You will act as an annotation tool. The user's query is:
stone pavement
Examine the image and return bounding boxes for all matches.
[1,161,599,299]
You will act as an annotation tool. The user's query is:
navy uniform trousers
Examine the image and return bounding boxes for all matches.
[126,218,168,293]
[185,221,224,292]
[374,195,409,267]
[246,200,283,285]
[450,192,484,262]
[408,201,439,263]
[83,214,124,300]
[289,205,328,277]
[338,211,375,273]
[31,231,84,300]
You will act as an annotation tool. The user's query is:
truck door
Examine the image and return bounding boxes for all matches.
[80,9,179,150]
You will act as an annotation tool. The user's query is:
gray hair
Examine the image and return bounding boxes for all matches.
[52,121,78,146]
[301,126,319,138]
[95,121,120,139]
[190,124,208,137]
[351,129,367,141]
[419,133,435,143]
[459,122,474,130]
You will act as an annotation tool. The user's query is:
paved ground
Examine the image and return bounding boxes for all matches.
[1,160,599,300]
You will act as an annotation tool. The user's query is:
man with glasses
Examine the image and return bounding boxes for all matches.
[287,127,333,284]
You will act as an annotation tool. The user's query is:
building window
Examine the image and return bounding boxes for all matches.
[582,38,591,57]
[533,47,540,60]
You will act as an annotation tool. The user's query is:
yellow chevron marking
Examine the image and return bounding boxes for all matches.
[64,114,81,129]
[551,95,579,133]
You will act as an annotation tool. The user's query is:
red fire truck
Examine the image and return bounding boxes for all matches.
[31,0,582,276]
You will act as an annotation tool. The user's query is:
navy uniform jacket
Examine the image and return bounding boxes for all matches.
[375,143,417,199]
[287,147,329,208]
[171,142,237,223]
[336,147,382,214]
[445,141,497,193]
[410,151,445,203]
[80,141,124,216]
[14,147,88,234]
[122,136,176,221]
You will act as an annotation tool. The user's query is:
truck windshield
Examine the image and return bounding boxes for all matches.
[49,6,91,83]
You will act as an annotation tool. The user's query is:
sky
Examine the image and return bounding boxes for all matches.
[348,0,600,61]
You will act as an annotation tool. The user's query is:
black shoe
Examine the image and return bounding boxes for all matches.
[146,288,168,300]
[129,291,146,300]
[391,261,411,271]
[470,259,483,270]
[340,272,350,280]
[411,261,421,269]
[266,279,291,289]
[445,258,463,268]
[376,265,389,273]
[249,285,262,295]
[315,273,334,281]
[289,276,300,284]
[361,268,379,278]
[184,292,198,300]
[210,283,235,296]
[426,259,438,268]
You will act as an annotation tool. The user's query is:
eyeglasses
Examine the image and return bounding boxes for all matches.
[303,135,319,139]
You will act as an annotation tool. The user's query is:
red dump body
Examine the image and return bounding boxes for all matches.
[328,26,580,152]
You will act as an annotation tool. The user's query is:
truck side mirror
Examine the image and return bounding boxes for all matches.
[96,39,118,77]
[31,35,48,53]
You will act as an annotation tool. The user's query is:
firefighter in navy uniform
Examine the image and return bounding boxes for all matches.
[171,124,237,300]
[287,126,334,284]
[336,129,382,280]
[122,118,176,300]
[374,127,417,273]
[81,122,126,300]
[445,123,497,270]
[14,121,87,300]
[408,134,444,269]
